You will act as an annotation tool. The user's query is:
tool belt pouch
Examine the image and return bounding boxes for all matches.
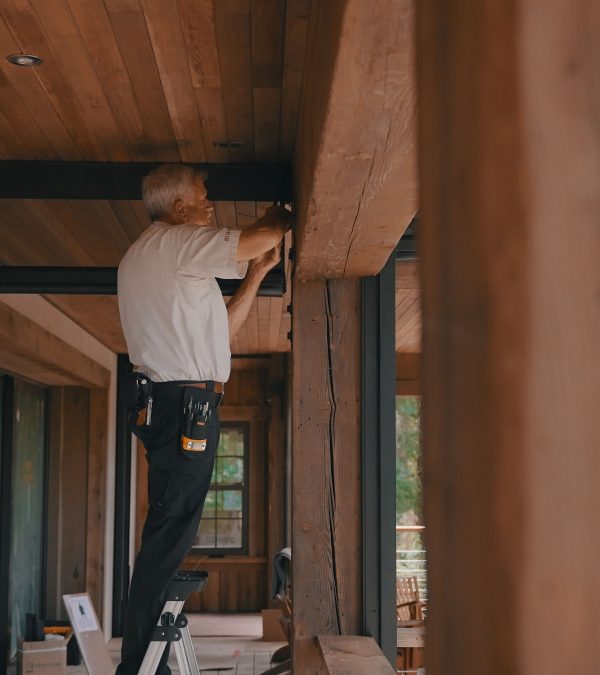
[180,387,212,457]
[129,373,153,430]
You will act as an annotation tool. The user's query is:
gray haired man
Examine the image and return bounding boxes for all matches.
[116,164,291,675]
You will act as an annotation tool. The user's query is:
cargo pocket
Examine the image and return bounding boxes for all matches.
[148,465,211,517]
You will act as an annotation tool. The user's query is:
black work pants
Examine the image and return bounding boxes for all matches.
[115,390,219,675]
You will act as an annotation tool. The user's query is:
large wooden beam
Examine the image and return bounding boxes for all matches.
[419,1,600,674]
[294,1,417,279]
[292,278,362,673]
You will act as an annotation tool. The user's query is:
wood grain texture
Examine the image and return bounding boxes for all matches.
[292,279,362,674]
[418,1,600,673]
[294,0,417,278]
[86,387,108,617]
[0,300,111,387]
[395,261,421,353]
[317,635,395,675]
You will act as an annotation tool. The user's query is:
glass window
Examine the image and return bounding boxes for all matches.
[192,423,248,554]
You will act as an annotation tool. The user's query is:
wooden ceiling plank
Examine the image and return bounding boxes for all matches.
[254,87,281,162]
[246,297,260,354]
[213,201,237,229]
[0,199,79,266]
[0,110,26,158]
[279,0,310,161]
[140,0,207,162]
[63,200,124,265]
[45,295,126,353]
[395,260,419,290]
[267,296,284,353]
[235,201,257,228]
[103,0,181,162]
[85,200,135,255]
[214,1,255,162]
[1,0,115,160]
[129,200,151,231]
[257,296,270,352]
[0,15,81,159]
[178,0,222,88]
[294,0,417,278]
[108,200,145,243]
[66,0,154,161]
[194,87,230,162]
[0,73,55,159]
[27,0,132,162]
[395,291,419,320]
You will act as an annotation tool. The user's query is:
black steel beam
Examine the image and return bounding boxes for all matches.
[361,253,397,666]
[112,355,133,637]
[0,161,292,202]
[0,266,285,296]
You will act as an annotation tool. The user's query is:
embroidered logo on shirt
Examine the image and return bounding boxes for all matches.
[223,229,231,242]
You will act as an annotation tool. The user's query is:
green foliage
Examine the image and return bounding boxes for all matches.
[396,396,422,525]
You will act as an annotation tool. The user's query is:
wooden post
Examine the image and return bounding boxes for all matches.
[292,279,362,673]
[418,1,600,673]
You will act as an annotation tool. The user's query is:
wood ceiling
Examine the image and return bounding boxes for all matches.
[0,0,419,356]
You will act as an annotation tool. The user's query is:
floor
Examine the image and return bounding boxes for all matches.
[14,614,287,675]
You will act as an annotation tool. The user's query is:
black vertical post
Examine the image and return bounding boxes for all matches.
[112,354,132,637]
[0,377,14,675]
[361,254,396,665]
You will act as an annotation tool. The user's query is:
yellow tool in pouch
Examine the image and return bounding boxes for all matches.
[181,389,211,453]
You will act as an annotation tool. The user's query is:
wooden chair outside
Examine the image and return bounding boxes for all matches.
[396,576,425,672]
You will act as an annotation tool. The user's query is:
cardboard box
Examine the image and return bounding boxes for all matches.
[17,636,67,675]
[261,609,287,642]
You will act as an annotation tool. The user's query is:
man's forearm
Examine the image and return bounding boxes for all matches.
[227,265,267,343]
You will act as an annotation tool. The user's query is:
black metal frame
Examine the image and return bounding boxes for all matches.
[361,253,397,666]
[0,161,292,202]
[0,375,14,675]
[112,355,133,637]
[0,266,286,297]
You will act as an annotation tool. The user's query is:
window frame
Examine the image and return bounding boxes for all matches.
[191,421,250,556]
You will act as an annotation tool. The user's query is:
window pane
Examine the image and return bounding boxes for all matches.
[194,517,216,548]
[217,519,242,548]
[217,457,243,484]
[217,490,243,517]
[217,428,245,457]
[203,490,216,515]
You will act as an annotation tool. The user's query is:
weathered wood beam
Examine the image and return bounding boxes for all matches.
[0,301,111,387]
[292,278,362,673]
[294,0,417,279]
[0,161,292,201]
[419,1,600,674]
[317,635,395,675]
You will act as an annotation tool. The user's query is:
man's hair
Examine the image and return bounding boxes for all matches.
[141,164,208,222]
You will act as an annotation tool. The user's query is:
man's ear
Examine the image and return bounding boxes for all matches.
[173,198,186,222]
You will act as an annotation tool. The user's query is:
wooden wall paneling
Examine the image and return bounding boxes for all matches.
[245,300,260,356]
[0,301,111,388]
[267,354,287,604]
[214,1,254,163]
[103,0,180,162]
[66,0,152,160]
[293,0,417,279]
[141,0,206,162]
[0,70,56,159]
[0,0,111,159]
[292,278,362,673]
[135,438,148,553]
[86,387,108,617]
[57,387,90,616]
[248,421,266,557]
[23,0,131,161]
[0,15,81,159]
[279,0,311,160]
[257,298,270,352]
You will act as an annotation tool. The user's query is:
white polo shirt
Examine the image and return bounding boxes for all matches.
[118,222,248,383]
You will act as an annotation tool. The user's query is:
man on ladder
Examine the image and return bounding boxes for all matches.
[116,164,291,675]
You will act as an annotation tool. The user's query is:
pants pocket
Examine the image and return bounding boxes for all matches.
[148,465,213,517]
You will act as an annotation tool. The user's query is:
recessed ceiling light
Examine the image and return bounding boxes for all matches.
[7,53,43,67]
